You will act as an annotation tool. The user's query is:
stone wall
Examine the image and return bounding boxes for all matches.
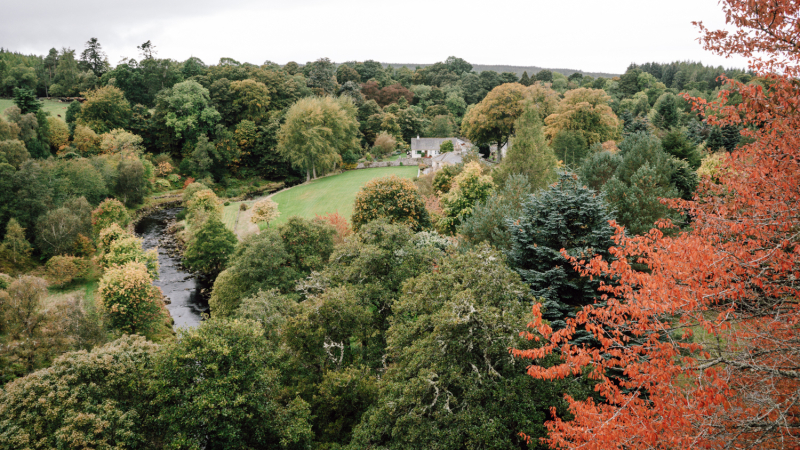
[355,158,429,169]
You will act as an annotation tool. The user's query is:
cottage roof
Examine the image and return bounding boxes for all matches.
[411,137,458,151]
[431,152,463,165]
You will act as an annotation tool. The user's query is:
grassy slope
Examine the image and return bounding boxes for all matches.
[268,166,418,227]
[0,98,71,120]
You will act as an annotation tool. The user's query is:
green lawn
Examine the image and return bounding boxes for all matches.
[268,166,419,227]
[0,98,72,119]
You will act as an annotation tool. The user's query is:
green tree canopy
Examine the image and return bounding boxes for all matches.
[544,88,619,146]
[492,103,558,190]
[76,86,132,134]
[461,83,529,162]
[277,96,360,181]
[184,215,238,275]
[352,175,431,232]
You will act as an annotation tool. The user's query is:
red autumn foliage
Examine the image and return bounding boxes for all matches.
[361,80,414,107]
[315,212,352,246]
[512,2,800,449]
[183,177,196,188]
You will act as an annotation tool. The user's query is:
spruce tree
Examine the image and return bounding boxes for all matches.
[519,71,530,86]
[507,172,616,344]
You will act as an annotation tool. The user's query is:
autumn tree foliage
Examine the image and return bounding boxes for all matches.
[98,261,164,334]
[512,2,800,448]
[250,198,280,226]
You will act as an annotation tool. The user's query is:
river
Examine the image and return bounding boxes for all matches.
[135,207,211,328]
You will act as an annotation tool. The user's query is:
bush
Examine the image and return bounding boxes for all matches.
[186,188,221,224]
[45,255,89,287]
[97,223,127,251]
[98,261,164,334]
[73,234,94,257]
[373,132,397,158]
[0,273,12,290]
[439,139,454,153]
[154,178,171,191]
[352,175,431,232]
[223,201,231,206]
[91,198,130,238]
[316,212,352,245]
[239,203,248,211]
[439,161,495,235]
[182,181,207,205]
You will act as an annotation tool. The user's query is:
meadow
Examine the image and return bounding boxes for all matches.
[264,165,418,228]
[0,98,72,119]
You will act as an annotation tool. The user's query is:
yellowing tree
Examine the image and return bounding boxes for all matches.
[544,87,619,146]
[46,117,69,151]
[250,198,280,226]
[461,83,528,162]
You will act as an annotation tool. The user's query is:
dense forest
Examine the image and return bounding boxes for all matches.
[1,0,799,447]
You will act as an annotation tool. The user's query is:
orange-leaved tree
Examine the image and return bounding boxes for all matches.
[513,1,800,448]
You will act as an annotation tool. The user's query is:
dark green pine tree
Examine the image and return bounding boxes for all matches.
[706,126,726,152]
[12,88,41,115]
[519,71,530,86]
[722,125,741,152]
[184,215,238,275]
[506,172,616,345]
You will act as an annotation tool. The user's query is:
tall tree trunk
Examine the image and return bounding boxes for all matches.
[306,167,311,182]
[312,161,317,179]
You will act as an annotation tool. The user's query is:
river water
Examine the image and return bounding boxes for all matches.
[135,207,210,328]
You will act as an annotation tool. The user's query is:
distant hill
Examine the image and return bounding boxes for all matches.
[382,63,620,79]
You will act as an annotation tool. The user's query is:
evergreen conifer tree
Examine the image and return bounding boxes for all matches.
[507,172,616,345]
[520,71,530,86]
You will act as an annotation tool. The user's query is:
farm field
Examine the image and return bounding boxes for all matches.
[0,98,71,119]
[264,166,419,228]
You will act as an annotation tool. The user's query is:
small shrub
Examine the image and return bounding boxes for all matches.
[167,173,181,184]
[0,273,13,290]
[182,181,207,204]
[315,212,352,245]
[183,176,196,188]
[224,201,231,206]
[239,203,248,211]
[439,140,454,153]
[98,223,127,251]
[73,234,95,257]
[46,255,89,287]
[155,178,171,191]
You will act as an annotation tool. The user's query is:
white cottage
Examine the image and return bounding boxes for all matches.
[409,137,470,158]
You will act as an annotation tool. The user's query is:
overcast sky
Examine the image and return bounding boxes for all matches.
[1,0,749,74]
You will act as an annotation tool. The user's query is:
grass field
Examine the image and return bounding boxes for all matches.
[266,166,419,227]
[0,98,72,119]
[221,200,257,231]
